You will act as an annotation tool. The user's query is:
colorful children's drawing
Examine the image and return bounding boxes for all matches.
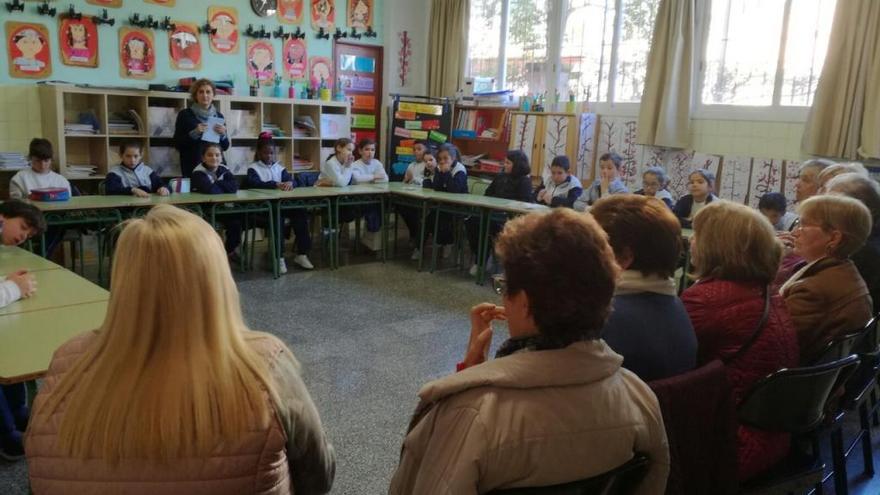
[309,56,333,89]
[59,16,98,68]
[278,0,304,24]
[311,0,335,30]
[6,22,52,79]
[119,28,155,79]
[86,0,122,7]
[718,156,753,205]
[247,40,275,86]
[348,0,372,29]
[169,22,201,70]
[748,158,782,208]
[208,6,239,54]
[283,38,307,80]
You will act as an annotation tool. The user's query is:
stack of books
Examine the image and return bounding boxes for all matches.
[65,164,98,178]
[292,155,313,171]
[108,110,143,135]
[64,123,98,135]
[293,116,316,138]
[0,152,28,170]
[262,123,285,137]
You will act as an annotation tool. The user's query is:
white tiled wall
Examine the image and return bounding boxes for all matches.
[692,119,806,160]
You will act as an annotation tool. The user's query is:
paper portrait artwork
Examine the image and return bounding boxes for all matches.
[6,22,52,79]
[348,0,372,29]
[278,0,304,24]
[247,40,275,86]
[86,0,122,7]
[119,28,156,79]
[311,0,335,30]
[59,16,98,68]
[145,0,176,5]
[169,22,201,70]
[208,6,240,54]
[283,38,307,81]
[309,56,333,89]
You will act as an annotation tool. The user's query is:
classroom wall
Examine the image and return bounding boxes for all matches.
[0,0,385,155]
[692,119,805,161]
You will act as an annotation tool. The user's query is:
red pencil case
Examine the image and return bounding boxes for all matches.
[29,187,70,202]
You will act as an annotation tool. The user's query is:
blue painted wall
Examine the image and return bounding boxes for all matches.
[0,0,382,91]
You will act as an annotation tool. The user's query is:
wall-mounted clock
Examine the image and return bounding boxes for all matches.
[251,0,278,17]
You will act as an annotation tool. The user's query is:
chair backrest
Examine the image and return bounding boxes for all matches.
[812,330,865,365]
[486,453,650,495]
[469,177,492,196]
[852,315,879,355]
[294,171,320,188]
[168,178,191,193]
[97,180,106,195]
[390,162,409,178]
[738,355,860,434]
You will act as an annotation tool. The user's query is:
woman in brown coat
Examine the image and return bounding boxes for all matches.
[25,206,335,494]
[781,195,874,363]
[389,209,670,495]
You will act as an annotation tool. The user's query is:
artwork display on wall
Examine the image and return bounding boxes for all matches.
[169,22,201,70]
[783,160,800,211]
[119,28,155,79]
[208,6,239,54]
[348,0,372,29]
[576,113,597,181]
[247,40,275,86]
[748,158,783,208]
[59,15,99,68]
[282,38,307,80]
[145,0,175,5]
[309,56,332,89]
[86,0,122,7]
[6,22,52,79]
[311,0,335,30]
[278,0,304,24]
[718,156,752,204]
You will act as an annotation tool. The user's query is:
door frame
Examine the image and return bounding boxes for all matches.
[333,40,384,158]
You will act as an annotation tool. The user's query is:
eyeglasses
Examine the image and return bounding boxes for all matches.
[491,275,507,296]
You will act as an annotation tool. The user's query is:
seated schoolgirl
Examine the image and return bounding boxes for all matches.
[105,142,170,197]
[191,143,243,262]
[534,156,583,208]
[424,144,467,258]
[351,139,389,251]
[247,133,314,272]
[672,169,718,229]
[634,166,673,208]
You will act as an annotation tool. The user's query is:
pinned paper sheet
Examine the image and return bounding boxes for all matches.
[422,120,441,130]
[396,146,414,155]
[398,155,415,162]
[352,114,376,129]
[404,120,422,130]
[350,94,375,110]
[395,110,416,120]
[410,130,428,140]
[400,139,416,147]
[399,102,443,115]
[394,127,411,138]
[429,130,447,143]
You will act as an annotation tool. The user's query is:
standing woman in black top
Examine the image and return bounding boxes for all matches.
[465,149,534,276]
[174,79,230,178]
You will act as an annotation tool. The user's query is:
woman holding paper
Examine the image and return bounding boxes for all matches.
[174,78,230,178]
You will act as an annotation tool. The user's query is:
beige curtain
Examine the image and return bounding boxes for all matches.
[803,0,880,159]
[427,0,469,98]
[636,0,696,148]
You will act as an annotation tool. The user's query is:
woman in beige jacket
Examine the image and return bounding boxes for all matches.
[389,208,670,495]
[25,205,335,494]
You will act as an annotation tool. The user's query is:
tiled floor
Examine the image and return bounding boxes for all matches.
[2,256,880,494]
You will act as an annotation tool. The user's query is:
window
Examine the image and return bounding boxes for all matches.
[700,0,837,108]
[505,0,549,95]
[466,0,503,83]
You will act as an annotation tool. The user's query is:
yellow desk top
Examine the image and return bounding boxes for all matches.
[0,268,109,316]
[0,247,62,274]
[0,301,107,384]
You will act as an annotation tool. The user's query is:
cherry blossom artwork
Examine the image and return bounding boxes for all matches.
[718,156,752,204]
[595,116,639,187]
[542,115,570,181]
[576,113,596,181]
[662,150,695,200]
[510,113,537,161]
[783,159,800,211]
[748,157,782,208]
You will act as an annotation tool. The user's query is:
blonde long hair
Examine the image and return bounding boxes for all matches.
[44,205,277,462]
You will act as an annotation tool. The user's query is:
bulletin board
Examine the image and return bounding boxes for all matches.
[385,94,452,181]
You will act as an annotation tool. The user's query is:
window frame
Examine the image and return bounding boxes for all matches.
[692,0,824,122]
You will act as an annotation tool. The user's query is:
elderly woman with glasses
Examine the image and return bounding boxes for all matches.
[389,209,669,495]
[781,195,873,363]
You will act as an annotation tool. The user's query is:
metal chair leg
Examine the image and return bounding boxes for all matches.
[831,426,848,495]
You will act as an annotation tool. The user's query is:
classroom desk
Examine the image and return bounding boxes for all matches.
[331,184,390,266]
[0,246,63,273]
[0,268,109,316]
[0,301,107,385]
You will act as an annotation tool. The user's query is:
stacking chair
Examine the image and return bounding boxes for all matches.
[486,453,650,495]
[737,355,860,495]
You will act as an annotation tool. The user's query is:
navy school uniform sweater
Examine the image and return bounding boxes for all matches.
[173,108,230,178]
[191,164,238,194]
[105,163,168,195]
[673,193,717,229]
[247,160,294,189]
[424,162,468,193]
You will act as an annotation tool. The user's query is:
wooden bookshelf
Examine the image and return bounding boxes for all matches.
[39,85,351,179]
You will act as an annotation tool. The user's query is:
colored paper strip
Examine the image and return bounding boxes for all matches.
[394,127,411,138]
[352,114,376,129]
[404,120,423,130]
[422,120,441,130]
[351,95,375,110]
[395,110,417,120]
[400,139,416,147]
[410,130,428,140]
[415,103,443,116]
[429,130,448,143]
[396,147,414,155]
